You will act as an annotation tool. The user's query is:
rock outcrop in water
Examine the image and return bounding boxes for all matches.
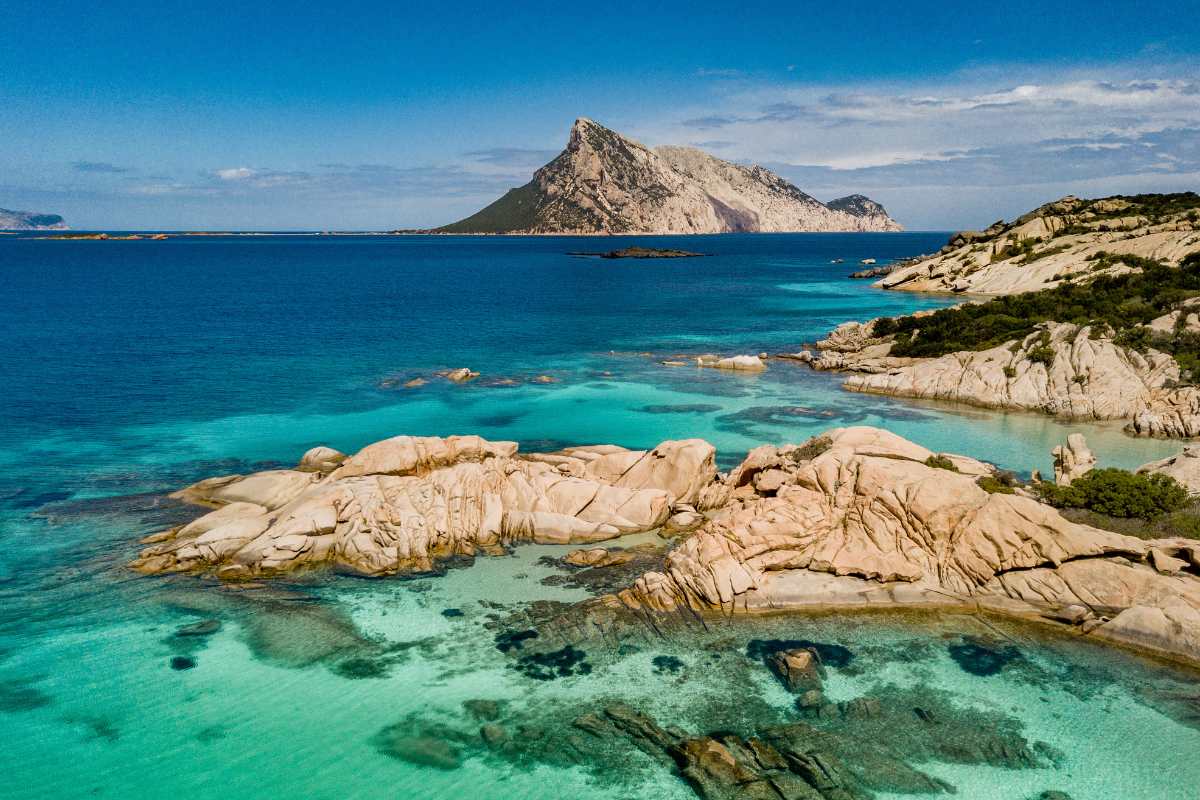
[0,207,67,230]
[439,118,902,234]
[135,427,1200,666]
[619,427,1200,666]
[809,319,1200,438]
[133,434,716,579]
[878,193,1200,295]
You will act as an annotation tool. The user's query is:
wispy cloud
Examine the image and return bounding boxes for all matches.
[72,160,131,174]
[463,147,558,167]
[644,67,1200,225]
[129,161,528,202]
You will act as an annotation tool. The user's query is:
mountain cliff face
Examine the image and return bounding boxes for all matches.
[441,118,902,234]
[0,208,67,230]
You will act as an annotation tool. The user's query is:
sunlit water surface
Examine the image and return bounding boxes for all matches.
[0,233,1194,799]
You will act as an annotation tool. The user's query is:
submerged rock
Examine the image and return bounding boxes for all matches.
[768,648,825,693]
[174,619,221,637]
[511,645,592,681]
[373,727,462,769]
[947,639,1022,677]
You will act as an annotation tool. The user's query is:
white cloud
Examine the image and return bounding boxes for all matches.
[215,166,255,181]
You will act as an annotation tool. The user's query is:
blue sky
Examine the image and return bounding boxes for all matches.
[2,1,1198,230]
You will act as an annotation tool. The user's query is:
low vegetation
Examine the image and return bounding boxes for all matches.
[874,251,1200,378]
[977,471,1018,495]
[1037,469,1189,519]
[924,455,959,472]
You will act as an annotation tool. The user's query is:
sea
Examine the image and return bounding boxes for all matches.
[0,231,1196,799]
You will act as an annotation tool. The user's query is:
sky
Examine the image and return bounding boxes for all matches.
[2,1,1198,230]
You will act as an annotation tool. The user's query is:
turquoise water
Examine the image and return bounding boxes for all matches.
[0,233,1195,798]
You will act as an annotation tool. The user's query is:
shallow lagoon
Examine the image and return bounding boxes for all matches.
[0,233,1195,798]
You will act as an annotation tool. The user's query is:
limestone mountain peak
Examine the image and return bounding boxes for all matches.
[440,118,902,234]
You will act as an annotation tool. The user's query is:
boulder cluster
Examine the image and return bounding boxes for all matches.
[134,427,1200,665]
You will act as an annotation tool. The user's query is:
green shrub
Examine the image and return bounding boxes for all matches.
[924,455,959,472]
[1037,468,1188,518]
[871,316,898,337]
[977,471,1018,494]
[1027,345,1055,366]
[1162,511,1200,539]
[880,250,1200,379]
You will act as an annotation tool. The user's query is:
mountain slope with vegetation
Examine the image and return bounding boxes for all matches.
[879,193,1200,295]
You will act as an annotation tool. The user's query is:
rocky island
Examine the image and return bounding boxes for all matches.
[438,118,902,235]
[568,247,708,259]
[0,207,67,230]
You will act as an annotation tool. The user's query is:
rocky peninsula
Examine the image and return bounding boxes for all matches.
[878,193,1200,295]
[133,428,1200,668]
[795,197,1200,438]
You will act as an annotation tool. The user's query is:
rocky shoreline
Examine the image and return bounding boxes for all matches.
[132,428,1200,669]
[877,193,1200,295]
[796,318,1200,438]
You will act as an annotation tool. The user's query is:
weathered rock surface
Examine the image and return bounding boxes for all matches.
[1052,434,1095,486]
[439,118,902,235]
[811,319,1200,437]
[878,193,1200,295]
[619,427,1200,665]
[132,425,1200,665]
[696,354,766,371]
[1139,445,1200,493]
[133,435,716,578]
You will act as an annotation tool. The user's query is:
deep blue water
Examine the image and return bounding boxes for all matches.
[0,233,1196,800]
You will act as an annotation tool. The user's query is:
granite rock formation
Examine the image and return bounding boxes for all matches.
[878,193,1200,295]
[810,319,1200,438]
[618,427,1200,665]
[133,434,716,579]
[134,426,1200,665]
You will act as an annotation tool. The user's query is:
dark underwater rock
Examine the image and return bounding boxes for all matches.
[512,645,592,680]
[0,679,53,713]
[768,648,825,693]
[463,699,503,721]
[652,655,686,675]
[174,619,221,637]
[747,639,854,669]
[494,628,539,653]
[948,637,1022,676]
[373,726,462,770]
[332,656,390,679]
[480,723,508,747]
[169,656,196,671]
